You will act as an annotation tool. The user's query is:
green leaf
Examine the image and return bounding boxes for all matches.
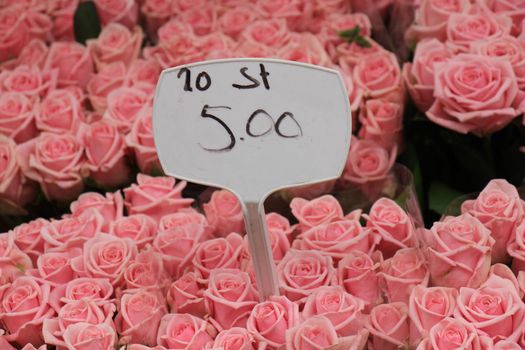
[74,1,101,44]
[339,26,361,40]
[428,181,463,215]
[355,36,372,48]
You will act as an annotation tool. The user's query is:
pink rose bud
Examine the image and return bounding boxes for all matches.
[124,174,193,222]
[416,317,493,350]
[156,313,216,350]
[367,302,410,350]
[35,89,84,134]
[192,233,244,279]
[44,42,94,88]
[62,322,116,350]
[48,277,114,311]
[203,190,245,237]
[241,19,291,48]
[94,0,139,29]
[380,248,429,304]
[10,218,48,265]
[462,179,525,264]
[116,290,167,346]
[86,62,127,113]
[205,269,258,330]
[0,276,55,346]
[290,194,344,232]
[71,191,124,232]
[246,295,301,348]
[0,92,38,143]
[424,213,494,288]
[111,214,157,250]
[0,233,33,282]
[126,107,162,174]
[338,251,382,308]
[0,65,57,99]
[88,23,142,70]
[277,249,336,302]
[212,327,257,350]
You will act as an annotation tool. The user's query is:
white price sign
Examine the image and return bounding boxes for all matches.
[153,58,351,299]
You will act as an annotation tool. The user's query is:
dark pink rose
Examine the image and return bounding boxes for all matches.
[211,327,257,350]
[70,191,124,232]
[204,190,245,237]
[126,107,161,174]
[94,0,138,28]
[48,277,114,311]
[192,233,244,279]
[167,271,207,317]
[338,251,382,308]
[241,19,291,48]
[44,42,94,88]
[86,62,126,113]
[156,313,216,350]
[35,89,83,134]
[0,65,56,99]
[290,194,344,232]
[10,218,47,265]
[367,302,410,350]
[103,86,151,133]
[111,214,157,250]
[62,322,116,350]
[0,233,32,282]
[0,92,37,144]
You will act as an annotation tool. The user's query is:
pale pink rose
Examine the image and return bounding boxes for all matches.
[40,210,103,251]
[367,302,410,350]
[416,317,493,350]
[290,194,344,232]
[178,5,219,36]
[338,251,382,308]
[116,290,167,346]
[125,59,161,88]
[0,65,56,99]
[42,300,115,348]
[88,23,142,70]
[156,19,195,44]
[17,132,85,203]
[276,33,332,67]
[483,263,524,299]
[302,285,365,336]
[462,180,525,264]
[126,107,161,174]
[482,0,525,35]
[0,92,37,144]
[408,285,458,345]
[86,62,126,113]
[204,190,245,237]
[244,222,291,263]
[0,276,55,346]
[0,233,32,282]
[0,136,36,208]
[293,219,377,261]
[122,249,168,291]
[70,191,124,232]
[0,5,30,62]
[15,39,48,69]
[358,99,403,151]
[143,33,204,69]
[353,51,403,102]
[204,269,258,330]
[380,248,429,304]
[124,174,193,221]
[103,86,151,133]
[364,198,416,258]
[508,221,525,274]
[246,295,301,349]
[406,0,472,41]
[427,54,523,136]
[424,213,494,288]
[111,214,157,249]
[218,6,257,39]
[156,314,216,350]
[94,0,138,28]
[454,277,525,342]
[47,0,78,41]
[266,212,295,237]
[403,39,455,112]
[241,19,291,48]
[211,327,257,350]
[62,322,116,350]
[35,89,83,134]
[10,218,48,265]
[48,277,114,311]
[193,233,244,279]
[141,0,172,39]
[336,38,385,70]
[70,233,138,287]
[34,250,80,285]
[44,42,94,88]
[277,249,335,302]
[167,271,207,317]
[82,119,131,189]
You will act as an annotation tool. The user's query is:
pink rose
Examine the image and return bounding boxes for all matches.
[483,0,525,34]
[494,341,522,350]
[211,327,257,350]
[71,233,138,287]
[63,322,116,350]
[44,42,94,88]
[103,86,151,133]
[367,302,410,350]
[0,136,36,208]
[18,132,85,202]
[0,92,37,143]
[126,107,161,174]
[276,33,331,66]
[111,214,157,249]
[241,19,291,48]
[141,0,172,39]
[0,5,30,62]
[204,190,245,237]
[454,277,525,342]
[40,210,103,251]
[122,250,168,291]
[156,19,195,44]
[508,221,525,273]
[86,62,126,113]
[416,317,493,350]
[47,0,78,41]
[42,300,115,348]
[125,59,161,88]
[484,263,524,299]
[244,221,290,263]
[0,65,56,99]
[246,295,301,348]
[94,0,138,28]
[462,179,525,263]
[70,191,124,232]
[48,277,114,311]
[338,251,382,308]
[167,271,207,317]
[143,33,204,69]
[358,99,403,151]
[337,38,385,70]
[403,39,455,112]
[408,286,458,344]
[159,210,212,239]
[178,5,219,36]
[303,285,365,336]
[204,269,258,330]
[0,233,32,282]
[116,290,167,346]
[34,250,79,285]
[406,0,472,41]
[293,219,377,261]
[277,249,335,302]
[156,313,216,350]
[320,12,372,51]
[285,179,336,200]
[427,54,523,136]
[380,248,429,304]
[290,194,344,232]
[88,23,142,70]
[218,6,257,39]
[193,233,244,279]
[364,197,416,258]
[35,89,83,134]
[424,213,494,288]
[0,276,55,346]
[124,174,193,221]
[255,0,309,30]
[14,38,48,69]
[10,218,47,265]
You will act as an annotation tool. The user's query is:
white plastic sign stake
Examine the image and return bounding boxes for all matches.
[153,58,351,299]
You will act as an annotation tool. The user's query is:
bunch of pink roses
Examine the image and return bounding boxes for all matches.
[404,0,525,136]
